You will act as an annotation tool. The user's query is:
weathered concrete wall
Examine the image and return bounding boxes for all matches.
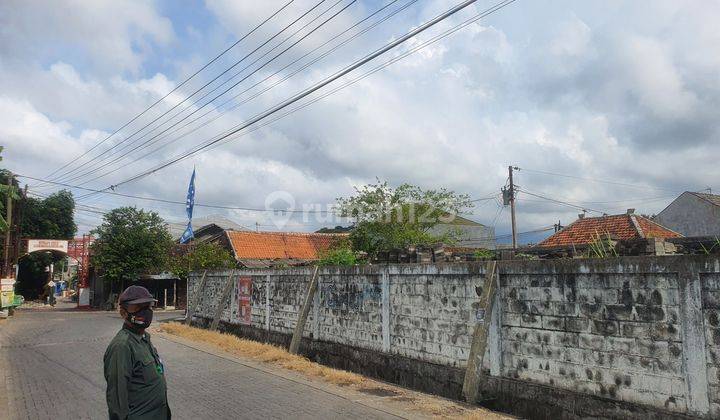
[188,256,719,419]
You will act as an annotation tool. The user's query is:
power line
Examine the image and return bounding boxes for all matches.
[98,0,517,194]
[65,0,415,188]
[516,167,689,193]
[62,0,358,186]
[20,174,342,214]
[50,0,330,184]
[518,189,605,214]
[41,0,295,184]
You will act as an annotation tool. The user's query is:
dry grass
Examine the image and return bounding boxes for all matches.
[158,322,367,387]
[157,322,509,420]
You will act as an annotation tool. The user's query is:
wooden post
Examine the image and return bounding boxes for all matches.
[186,270,207,324]
[462,260,498,403]
[289,266,319,354]
[210,270,236,331]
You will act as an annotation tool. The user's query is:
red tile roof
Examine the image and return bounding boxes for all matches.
[225,231,347,260]
[537,213,681,248]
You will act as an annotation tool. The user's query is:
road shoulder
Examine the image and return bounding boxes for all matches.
[153,324,509,420]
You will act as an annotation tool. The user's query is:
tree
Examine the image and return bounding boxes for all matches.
[336,180,473,255]
[21,190,77,239]
[91,207,173,289]
[167,241,235,280]
[13,189,76,299]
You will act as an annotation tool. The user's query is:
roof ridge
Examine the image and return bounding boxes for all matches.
[689,191,720,208]
[635,214,685,237]
[227,230,347,237]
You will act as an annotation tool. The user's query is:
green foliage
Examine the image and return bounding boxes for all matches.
[21,190,77,239]
[317,246,358,266]
[699,237,720,255]
[91,207,173,286]
[473,248,495,259]
[168,241,236,280]
[336,180,473,255]
[585,231,619,259]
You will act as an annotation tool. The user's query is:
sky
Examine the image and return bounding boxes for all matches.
[1,0,718,243]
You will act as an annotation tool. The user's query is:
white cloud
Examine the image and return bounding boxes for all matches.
[0,0,174,74]
[1,0,719,240]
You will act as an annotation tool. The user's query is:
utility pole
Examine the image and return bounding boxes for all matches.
[508,166,518,249]
[3,174,13,277]
[13,185,27,278]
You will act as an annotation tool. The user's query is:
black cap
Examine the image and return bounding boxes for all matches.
[118,285,157,306]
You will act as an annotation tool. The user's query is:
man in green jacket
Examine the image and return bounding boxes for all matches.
[104,285,171,419]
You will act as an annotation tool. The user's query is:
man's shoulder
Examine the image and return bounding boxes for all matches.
[105,329,132,353]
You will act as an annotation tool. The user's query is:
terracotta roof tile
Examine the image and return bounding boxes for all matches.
[225,231,347,260]
[537,214,681,248]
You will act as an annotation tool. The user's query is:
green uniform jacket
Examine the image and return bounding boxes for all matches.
[104,325,170,420]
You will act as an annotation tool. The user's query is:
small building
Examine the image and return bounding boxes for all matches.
[167,214,249,241]
[216,230,347,268]
[537,210,682,248]
[430,215,496,249]
[653,191,720,237]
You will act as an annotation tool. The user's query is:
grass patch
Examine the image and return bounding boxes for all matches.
[157,322,508,419]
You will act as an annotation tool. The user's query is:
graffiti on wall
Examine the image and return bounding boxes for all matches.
[236,276,252,325]
[320,281,381,311]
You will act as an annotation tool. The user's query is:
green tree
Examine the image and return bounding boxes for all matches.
[20,190,77,239]
[91,207,173,289]
[167,241,235,280]
[9,185,76,299]
[336,180,473,255]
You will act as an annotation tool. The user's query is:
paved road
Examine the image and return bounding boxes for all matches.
[0,300,399,420]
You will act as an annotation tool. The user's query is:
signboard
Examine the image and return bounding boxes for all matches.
[0,291,13,307]
[27,239,68,254]
[0,279,14,308]
[235,277,252,325]
[0,278,14,291]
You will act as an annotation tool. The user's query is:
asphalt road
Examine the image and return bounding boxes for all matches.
[0,300,399,420]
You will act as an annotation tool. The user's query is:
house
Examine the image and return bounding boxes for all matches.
[537,210,682,248]
[314,216,497,249]
[430,215,496,249]
[215,230,347,268]
[167,214,249,241]
[653,191,720,237]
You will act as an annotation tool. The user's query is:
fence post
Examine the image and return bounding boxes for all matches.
[381,267,390,352]
[265,274,271,331]
[210,270,235,331]
[462,260,498,403]
[289,266,319,354]
[186,270,207,325]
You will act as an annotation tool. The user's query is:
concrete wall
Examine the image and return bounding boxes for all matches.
[655,192,720,237]
[188,256,720,419]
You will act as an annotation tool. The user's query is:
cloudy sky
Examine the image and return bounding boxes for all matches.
[1,0,718,243]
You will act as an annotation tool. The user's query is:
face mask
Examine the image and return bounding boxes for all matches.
[126,306,153,329]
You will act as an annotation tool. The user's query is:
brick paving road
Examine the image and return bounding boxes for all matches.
[0,300,401,420]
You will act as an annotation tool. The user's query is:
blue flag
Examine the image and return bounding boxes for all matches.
[180,168,196,244]
[180,221,194,244]
[186,168,196,220]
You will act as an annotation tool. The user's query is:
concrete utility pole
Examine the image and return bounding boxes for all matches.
[3,174,13,277]
[508,166,518,249]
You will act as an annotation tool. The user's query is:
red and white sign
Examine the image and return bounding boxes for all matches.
[27,239,68,254]
[236,277,252,325]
